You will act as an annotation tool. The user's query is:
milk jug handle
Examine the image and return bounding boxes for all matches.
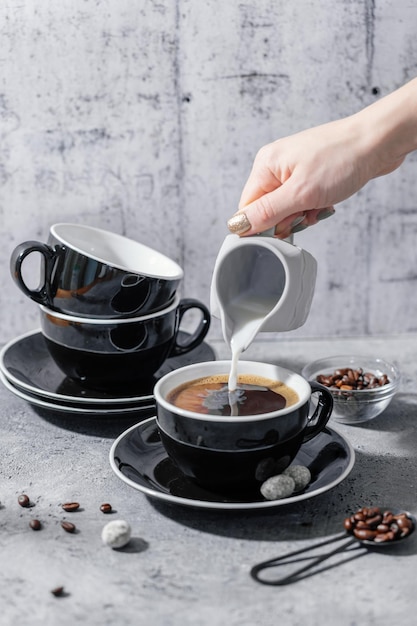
[258,228,275,237]
[257,228,294,244]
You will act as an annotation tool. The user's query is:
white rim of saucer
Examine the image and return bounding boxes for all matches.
[0,370,153,415]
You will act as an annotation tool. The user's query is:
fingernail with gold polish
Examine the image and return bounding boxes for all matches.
[227,213,252,235]
[317,208,335,221]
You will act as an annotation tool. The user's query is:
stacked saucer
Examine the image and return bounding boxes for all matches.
[0,329,215,418]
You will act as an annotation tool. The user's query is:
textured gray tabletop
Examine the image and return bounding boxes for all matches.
[1,334,417,626]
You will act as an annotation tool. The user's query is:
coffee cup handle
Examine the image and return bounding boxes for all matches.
[302,382,334,442]
[10,241,59,306]
[169,298,211,356]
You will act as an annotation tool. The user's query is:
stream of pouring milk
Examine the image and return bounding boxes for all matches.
[226,294,276,414]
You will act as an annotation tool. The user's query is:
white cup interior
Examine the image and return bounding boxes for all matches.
[51,223,183,279]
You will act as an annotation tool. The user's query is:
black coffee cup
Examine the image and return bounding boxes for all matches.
[39,296,210,390]
[11,223,183,318]
[154,360,333,491]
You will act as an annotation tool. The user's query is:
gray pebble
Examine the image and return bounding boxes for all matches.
[283,465,311,492]
[260,474,295,501]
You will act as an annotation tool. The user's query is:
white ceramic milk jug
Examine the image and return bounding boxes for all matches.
[210,233,317,353]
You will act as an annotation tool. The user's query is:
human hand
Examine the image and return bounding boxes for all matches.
[228,117,371,238]
[228,108,406,238]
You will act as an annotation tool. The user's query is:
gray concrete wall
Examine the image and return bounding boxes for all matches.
[2,0,417,345]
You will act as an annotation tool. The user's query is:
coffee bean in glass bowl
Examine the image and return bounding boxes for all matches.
[301,355,400,424]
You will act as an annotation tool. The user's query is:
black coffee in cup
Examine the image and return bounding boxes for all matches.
[155,360,333,490]
[167,374,299,416]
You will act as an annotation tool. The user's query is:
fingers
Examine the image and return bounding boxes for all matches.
[274,213,307,237]
[228,159,337,237]
[271,207,335,239]
[229,180,306,236]
[238,143,284,210]
[227,204,335,238]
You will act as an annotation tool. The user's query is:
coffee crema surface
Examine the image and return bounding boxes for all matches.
[167,374,299,416]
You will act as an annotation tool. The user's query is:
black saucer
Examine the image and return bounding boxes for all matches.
[109,417,355,511]
[0,329,216,406]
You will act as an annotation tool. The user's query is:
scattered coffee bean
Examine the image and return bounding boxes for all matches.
[61,502,80,512]
[29,519,41,530]
[282,465,312,492]
[102,520,131,549]
[61,521,76,533]
[344,506,414,543]
[100,503,112,514]
[51,586,64,597]
[260,474,295,501]
[18,494,30,508]
[316,368,390,391]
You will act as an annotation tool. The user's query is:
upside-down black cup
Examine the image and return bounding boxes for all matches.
[10,223,183,318]
[39,296,210,391]
[154,360,333,491]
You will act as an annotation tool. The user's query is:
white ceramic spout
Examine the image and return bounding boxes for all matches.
[210,234,317,350]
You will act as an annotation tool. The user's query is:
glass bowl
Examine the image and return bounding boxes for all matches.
[301,355,401,425]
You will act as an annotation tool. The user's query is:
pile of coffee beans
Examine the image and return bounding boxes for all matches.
[316,367,390,391]
[344,506,414,543]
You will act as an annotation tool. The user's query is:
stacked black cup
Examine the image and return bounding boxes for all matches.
[10,223,210,392]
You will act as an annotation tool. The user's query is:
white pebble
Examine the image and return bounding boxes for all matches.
[283,465,311,492]
[260,474,295,501]
[101,520,131,549]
